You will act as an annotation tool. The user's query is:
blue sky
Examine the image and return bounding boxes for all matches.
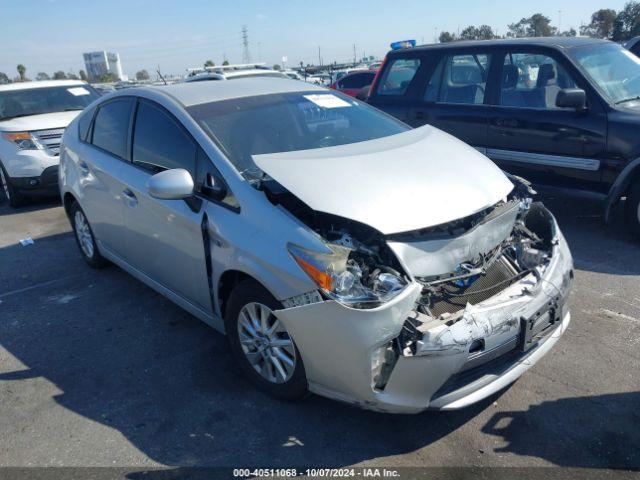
[0,0,629,78]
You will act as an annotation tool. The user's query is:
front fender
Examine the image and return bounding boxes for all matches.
[604,157,640,222]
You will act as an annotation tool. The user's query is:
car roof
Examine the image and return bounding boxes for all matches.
[390,36,612,56]
[0,79,87,92]
[223,69,288,79]
[147,77,327,107]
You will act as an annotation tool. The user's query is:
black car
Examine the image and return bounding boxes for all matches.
[366,37,640,236]
[626,36,640,57]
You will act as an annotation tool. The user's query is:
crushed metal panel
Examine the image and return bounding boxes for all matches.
[388,201,520,278]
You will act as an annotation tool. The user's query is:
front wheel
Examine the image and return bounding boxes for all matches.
[625,181,640,239]
[70,201,108,268]
[0,162,26,208]
[224,280,308,400]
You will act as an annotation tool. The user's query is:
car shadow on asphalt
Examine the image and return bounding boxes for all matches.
[533,191,640,276]
[0,194,61,216]
[481,391,640,468]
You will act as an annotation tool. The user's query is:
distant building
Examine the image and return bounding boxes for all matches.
[83,51,124,82]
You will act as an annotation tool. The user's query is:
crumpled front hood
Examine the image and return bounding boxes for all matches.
[0,111,81,132]
[253,125,513,235]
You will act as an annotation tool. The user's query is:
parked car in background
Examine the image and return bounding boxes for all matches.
[306,74,331,85]
[59,78,572,413]
[282,70,304,81]
[331,67,368,84]
[0,80,100,206]
[367,37,640,237]
[184,63,288,82]
[329,70,376,97]
[625,36,640,57]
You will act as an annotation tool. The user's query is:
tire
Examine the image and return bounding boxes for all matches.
[69,201,108,268]
[0,162,26,208]
[224,279,308,400]
[625,181,640,239]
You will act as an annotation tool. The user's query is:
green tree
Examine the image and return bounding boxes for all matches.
[53,71,66,80]
[135,69,150,81]
[204,59,215,68]
[580,9,617,38]
[222,60,229,66]
[273,64,281,70]
[16,64,26,82]
[0,72,9,84]
[508,14,556,37]
[558,28,577,37]
[66,72,79,80]
[36,72,50,81]
[477,25,497,39]
[459,25,496,40]
[99,72,117,83]
[439,31,456,43]
[613,1,640,41]
[79,70,87,81]
[459,26,479,40]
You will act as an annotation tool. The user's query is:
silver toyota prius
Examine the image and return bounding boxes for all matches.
[59,78,573,413]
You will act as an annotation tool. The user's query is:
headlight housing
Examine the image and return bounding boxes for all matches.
[2,132,44,150]
[288,242,407,308]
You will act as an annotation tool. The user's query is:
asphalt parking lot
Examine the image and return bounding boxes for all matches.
[0,190,639,471]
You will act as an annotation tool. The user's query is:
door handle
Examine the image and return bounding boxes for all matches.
[78,160,90,175]
[122,188,138,207]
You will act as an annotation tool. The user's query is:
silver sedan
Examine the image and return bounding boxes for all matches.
[59,78,573,413]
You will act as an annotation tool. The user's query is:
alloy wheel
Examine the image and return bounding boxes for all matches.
[237,302,296,383]
[74,210,94,259]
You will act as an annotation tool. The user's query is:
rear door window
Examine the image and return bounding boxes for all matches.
[132,101,197,175]
[376,58,421,95]
[424,53,491,104]
[91,98,133,159]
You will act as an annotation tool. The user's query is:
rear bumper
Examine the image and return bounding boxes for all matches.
[11,165,59,196]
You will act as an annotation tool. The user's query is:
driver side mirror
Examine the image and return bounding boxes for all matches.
[556,88,587,111]
[202,173,227,201]
[147,168,194,200]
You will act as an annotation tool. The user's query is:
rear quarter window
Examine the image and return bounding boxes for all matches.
[78,106,95,142]
[376,58,421,95]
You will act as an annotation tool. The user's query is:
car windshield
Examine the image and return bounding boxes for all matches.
[569,43,640,105]
[0,85,100,121]
[187,91,409,179]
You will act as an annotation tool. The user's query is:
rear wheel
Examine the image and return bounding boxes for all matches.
[625,181,640,238]
[0,162,26,208]
[70,201,108,268]
[224,280,308,400]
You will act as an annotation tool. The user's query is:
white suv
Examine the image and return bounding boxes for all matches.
[0,80,100,206]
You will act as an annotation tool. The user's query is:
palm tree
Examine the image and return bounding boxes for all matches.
[16,64,26,82]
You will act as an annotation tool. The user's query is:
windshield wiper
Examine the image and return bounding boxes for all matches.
[615,96,640,105]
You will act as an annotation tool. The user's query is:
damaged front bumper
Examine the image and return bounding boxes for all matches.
[275,221,573,414]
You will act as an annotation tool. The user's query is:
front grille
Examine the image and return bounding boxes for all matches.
[426,257,519,317]
[33,128,65,156]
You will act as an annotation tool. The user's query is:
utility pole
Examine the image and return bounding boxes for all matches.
[558,10,562,33]
[242,25,251,64]
[353,44,356,66]
[318,46,321,66]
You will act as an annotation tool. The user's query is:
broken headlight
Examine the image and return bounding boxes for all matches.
[288,242,407,308]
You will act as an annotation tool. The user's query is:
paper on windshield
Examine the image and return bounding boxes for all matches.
[303,94,351,109]
[67,87,90,96]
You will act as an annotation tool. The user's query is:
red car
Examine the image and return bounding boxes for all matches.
[329,70,376,97]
